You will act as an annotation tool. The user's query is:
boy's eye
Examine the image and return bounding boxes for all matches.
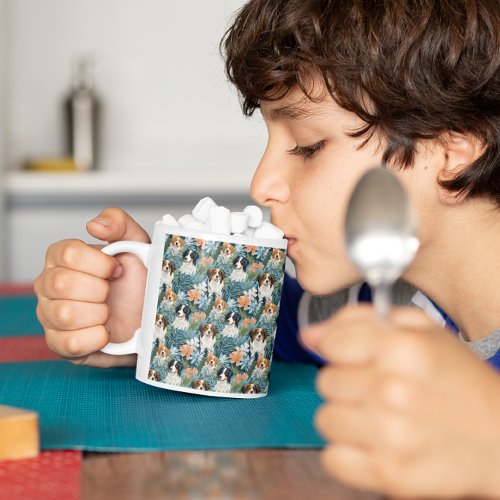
[287,140,326,159]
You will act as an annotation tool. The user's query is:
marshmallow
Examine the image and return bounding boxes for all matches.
[243,227,255,238]
[179,214,205,231]
[253,221,285,240]
[230,212,249,234]
[243,205,263,228]
[207,205,231,235]
[192,197,217,222]
[162,213,179,226]
[159,198,286,241]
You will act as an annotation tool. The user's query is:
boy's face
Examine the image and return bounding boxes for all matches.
[251,84,431,295]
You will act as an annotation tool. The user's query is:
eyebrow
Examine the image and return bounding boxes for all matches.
[263,105,311,121]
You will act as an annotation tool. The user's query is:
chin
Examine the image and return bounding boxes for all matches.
[294,263,360,296]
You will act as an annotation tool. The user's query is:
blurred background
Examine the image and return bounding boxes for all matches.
[0,0,267,282]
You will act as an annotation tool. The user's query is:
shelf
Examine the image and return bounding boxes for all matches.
[5,170,252,206]
[6,170,251,196]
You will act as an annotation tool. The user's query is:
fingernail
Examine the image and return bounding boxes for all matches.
[300,324,325,351]
[111,265,123,279]
[90,216,112,227]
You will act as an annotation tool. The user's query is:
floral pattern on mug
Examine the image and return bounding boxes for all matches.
[147,235,287,395]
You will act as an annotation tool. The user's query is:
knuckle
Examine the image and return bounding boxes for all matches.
[63,334,84,358]
[406,333,425,355]
[375,375,415,412]
[50,269,70,295]
[389,331,432,370]
[53,303,75,328]
[59,240,84,268]
[396,331,426,357]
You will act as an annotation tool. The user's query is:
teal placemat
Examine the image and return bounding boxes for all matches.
[0,296,43,336]
[0,360,324,452]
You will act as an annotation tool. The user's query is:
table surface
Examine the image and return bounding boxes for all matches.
[82,449,378,500]
[0,288,376,499]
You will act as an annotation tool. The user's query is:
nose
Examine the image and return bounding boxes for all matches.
[250,142,290,207]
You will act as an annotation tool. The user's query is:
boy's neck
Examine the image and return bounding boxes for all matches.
[405,200,500,341]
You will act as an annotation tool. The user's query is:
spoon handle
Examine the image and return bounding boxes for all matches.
[373,282,393,321]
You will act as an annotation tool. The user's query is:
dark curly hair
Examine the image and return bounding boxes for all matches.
[222,0,500,205]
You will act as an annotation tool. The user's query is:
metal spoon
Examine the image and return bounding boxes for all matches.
[344,167,420,319]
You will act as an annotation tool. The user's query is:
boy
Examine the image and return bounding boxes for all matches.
[222,0,500,496]
[35,0,499,496]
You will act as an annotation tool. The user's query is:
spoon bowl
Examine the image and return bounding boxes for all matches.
[345,167,419,318]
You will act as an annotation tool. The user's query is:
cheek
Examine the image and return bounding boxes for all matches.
[291,181,363,294]
[294,174,348,254]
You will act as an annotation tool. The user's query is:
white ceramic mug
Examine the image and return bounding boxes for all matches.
[101,220,288,398]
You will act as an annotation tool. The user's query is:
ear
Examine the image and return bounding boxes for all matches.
[437,132,486,205]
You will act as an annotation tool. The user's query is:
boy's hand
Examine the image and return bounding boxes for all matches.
[34,208,150,368]
[302,305,500,498]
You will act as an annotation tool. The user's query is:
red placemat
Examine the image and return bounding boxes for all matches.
[0,336,60,362]
[0,450,81,500]
[0,284,34,296]
[0,290,81,498]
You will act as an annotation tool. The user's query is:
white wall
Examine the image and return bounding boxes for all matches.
[0,0,7,278]
[5,0,266,175]
[3,0,273,282]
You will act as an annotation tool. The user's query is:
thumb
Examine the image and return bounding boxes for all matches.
[86,207,151,244]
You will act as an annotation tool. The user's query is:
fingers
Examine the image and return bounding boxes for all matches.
[302,312,381,365]
[45,325,136,367]
[37,299,109,331]
[300,305,376,361]
[42,239,120,279]
[33,208,149,369]
[86,207,150,244]
[301,304,439,367]
[389,306,437,331]
[44,325,110,359]
[315,404,373,448]
[36,268,111,302]
[316,365,373,403]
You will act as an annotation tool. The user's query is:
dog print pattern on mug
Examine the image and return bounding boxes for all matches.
[147,235,286,395]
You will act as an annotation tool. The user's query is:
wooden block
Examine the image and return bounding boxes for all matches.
[0,405,40,461]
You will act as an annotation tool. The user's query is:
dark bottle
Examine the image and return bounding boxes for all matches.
[65,59,100,170]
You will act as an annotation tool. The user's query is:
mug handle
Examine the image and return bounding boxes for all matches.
[99,241,151,355]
